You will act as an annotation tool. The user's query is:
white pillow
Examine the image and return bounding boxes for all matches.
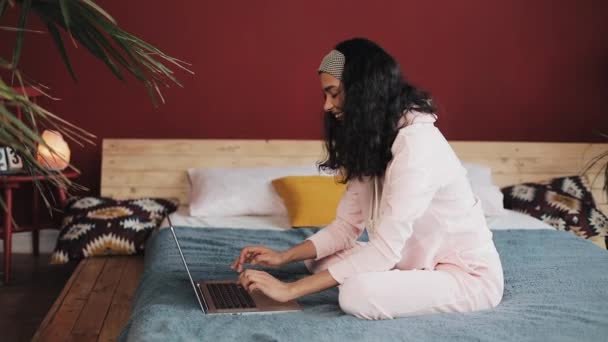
[463,162,507,217]
[487,209,554,230]
[471,182,507,217]
[188,165,325,217]
[462,162,493,185]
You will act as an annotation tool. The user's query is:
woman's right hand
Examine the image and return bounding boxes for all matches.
[230,245,287,273]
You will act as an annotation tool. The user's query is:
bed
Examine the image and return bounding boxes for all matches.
[121,222,608,341]
[36,139,608,341]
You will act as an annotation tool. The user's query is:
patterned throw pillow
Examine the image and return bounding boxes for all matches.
[51,196,178,264]
[501,176,608,249]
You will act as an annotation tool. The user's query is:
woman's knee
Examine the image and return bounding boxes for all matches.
[487,283,504,309]
[481,270,504,309]
[338,274,389,320]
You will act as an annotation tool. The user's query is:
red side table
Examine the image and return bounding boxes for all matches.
[0,170,79,284]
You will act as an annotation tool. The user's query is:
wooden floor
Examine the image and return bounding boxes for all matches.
[33,256,144,342]
[0,254,76,342]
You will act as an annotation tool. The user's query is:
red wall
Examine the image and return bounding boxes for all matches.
[2,0,608,201]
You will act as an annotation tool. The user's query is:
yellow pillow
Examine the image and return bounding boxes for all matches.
[272,176,347,227]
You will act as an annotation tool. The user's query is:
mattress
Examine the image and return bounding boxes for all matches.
[160,206,555,231]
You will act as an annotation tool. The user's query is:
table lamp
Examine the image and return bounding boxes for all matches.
[37,130,70,170]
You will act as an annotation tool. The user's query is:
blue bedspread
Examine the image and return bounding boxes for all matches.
[119,228,608,342]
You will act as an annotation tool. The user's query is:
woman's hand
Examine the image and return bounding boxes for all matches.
[230,245,287,272]
[238,269,295,303]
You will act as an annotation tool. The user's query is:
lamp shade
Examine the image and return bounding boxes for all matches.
[37,130,70,170]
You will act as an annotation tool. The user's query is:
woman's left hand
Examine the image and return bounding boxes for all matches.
[238,269,295,303]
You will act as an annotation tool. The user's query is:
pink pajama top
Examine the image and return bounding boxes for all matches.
[307,112,502,284]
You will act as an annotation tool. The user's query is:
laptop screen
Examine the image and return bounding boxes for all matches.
[167,215,208,314]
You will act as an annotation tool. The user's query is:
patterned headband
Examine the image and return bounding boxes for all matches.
[318,49,345,80]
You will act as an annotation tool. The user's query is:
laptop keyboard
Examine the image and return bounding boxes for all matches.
[207,283,257,309]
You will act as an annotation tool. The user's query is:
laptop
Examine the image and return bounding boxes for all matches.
[167,215,302,315]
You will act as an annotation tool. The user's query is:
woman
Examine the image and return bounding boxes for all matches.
[230,38,504,320]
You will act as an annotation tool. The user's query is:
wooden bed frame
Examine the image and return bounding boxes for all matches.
[34,139,608,341]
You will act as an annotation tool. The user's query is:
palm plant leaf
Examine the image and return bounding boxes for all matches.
[44,20,76,79]
[0,1,11,17]
[580,146,608,202]
[11,0,30,70]
[26,0,193,103]
[80,0,114,24]
[58,0,69,28]
[0,1,192,211]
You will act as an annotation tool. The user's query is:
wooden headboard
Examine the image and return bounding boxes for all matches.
[100,139,608,214]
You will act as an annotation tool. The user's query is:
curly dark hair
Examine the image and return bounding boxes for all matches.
[318,38,436,183]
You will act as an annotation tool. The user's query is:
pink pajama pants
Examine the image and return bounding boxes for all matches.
[304,241,504,320]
